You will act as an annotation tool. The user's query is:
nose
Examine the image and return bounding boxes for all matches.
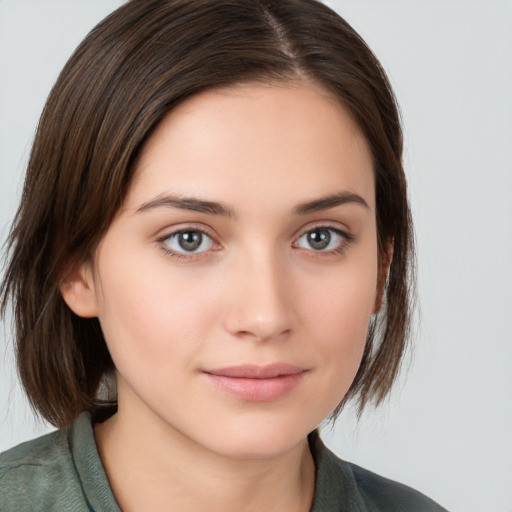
[223,248,296,342]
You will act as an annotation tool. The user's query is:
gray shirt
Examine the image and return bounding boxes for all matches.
[0,413,448,511]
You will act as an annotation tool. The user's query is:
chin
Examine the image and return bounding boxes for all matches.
[195,417,315,461]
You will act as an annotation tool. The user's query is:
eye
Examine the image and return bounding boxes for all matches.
[162,229,214,254]
[294,227,349,252]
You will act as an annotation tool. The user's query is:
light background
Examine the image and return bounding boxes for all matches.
[0,1,511,511]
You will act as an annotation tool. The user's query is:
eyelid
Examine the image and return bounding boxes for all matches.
[292,223,355,253]
[155,221,354,260]
[156,224,221,259]
[293,221,354,240]
[156,222,218,241]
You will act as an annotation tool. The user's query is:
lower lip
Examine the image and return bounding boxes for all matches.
[204,372,306,402]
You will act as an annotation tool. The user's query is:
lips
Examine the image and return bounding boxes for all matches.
[203,364,307,402]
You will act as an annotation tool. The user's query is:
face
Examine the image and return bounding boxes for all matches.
[69,81,380,459]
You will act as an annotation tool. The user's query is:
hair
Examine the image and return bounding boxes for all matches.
[1,0,415,428]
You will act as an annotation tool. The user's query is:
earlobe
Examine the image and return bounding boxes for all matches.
[59,262,99,318]
[373,239,394,314]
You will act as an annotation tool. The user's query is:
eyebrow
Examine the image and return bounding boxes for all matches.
[136,194,236,218]
[293,191,369,215]
[136,190,369,218]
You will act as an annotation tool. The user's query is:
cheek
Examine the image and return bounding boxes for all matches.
[93,248,223,369]
[300,253,378,396]
[304,250,378,337]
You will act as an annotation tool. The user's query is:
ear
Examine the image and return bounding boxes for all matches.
[59,262,99,318]
[373,239,393,314]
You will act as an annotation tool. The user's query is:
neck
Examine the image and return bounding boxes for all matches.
[94,406,316,512]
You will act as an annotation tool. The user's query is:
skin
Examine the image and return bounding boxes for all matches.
[62,80,382,512]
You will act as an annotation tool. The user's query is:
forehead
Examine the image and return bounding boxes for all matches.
[127,80,375,213]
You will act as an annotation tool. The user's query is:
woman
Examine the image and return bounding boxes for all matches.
[0,0,448,510]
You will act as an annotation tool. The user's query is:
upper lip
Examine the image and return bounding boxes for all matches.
[204,363,306,379]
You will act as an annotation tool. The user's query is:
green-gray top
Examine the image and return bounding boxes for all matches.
[0,413,447,511]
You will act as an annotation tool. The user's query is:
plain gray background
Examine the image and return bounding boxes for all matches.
[1,1,511,511]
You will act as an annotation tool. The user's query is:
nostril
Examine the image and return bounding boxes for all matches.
[222,260,296,341]
[227,314,294,342]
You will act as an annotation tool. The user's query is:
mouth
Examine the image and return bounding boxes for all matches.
[203,363,307,402]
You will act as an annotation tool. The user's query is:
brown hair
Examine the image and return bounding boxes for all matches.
[1,0,414,427]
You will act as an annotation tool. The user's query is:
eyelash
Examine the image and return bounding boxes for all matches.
[293,225,355,256]
[157,225,355,260]
[157,227,217,260]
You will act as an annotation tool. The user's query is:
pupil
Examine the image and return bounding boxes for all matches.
[179,231,202,251]
[308,229,330,250]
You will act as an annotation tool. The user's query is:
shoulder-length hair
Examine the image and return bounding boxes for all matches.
[1,0,414,428]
